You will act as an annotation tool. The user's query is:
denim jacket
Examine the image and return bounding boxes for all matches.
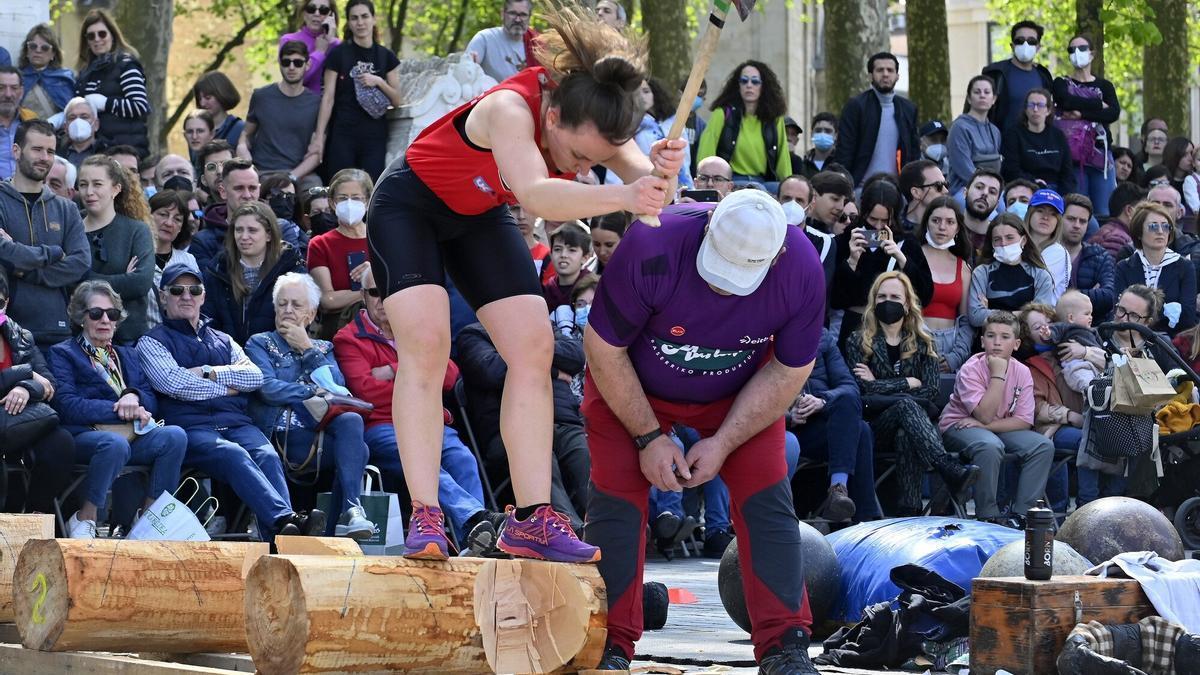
[244,330,345,433]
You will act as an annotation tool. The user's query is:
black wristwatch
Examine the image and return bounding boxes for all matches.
[633,428,664,451]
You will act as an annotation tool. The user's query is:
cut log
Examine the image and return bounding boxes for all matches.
[13,539,268,653]
[0,514,54,622]
[273,536,363,557]
[245,555,607,674]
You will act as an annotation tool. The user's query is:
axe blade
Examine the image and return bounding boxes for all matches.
[732,0,756,21]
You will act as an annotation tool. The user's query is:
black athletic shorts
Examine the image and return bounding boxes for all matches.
[366,157,541,309]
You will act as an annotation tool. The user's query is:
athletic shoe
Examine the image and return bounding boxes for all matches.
[816,483,856,522]
[943,463,982,505]
[67,513,97,539]
[595,645,631,670]
[404,502,450,560]
[497,505,601,563]
[758,628,819,674]
[652,512,697,560]
[335,505,375,539]
[703,528,734,559]
[459,519,498,557]
[277,509,327,538]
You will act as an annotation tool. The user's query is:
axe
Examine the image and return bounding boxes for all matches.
[641,0,757,227]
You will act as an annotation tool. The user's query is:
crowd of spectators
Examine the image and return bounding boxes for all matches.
[0,3,1196,554]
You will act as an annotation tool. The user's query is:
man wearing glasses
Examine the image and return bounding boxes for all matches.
[899,159,949,233]
[138,260,326,541]
[466,0,535,83]
[692,156,734,200]
[237,41,322,191]
[982,21,1054,131]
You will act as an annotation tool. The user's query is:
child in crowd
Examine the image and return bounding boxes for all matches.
[542,222,594,311]
[551,275,599,338]
[1045,290,1103,392]
[940,310,1054,524]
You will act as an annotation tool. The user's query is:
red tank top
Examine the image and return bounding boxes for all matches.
[405,67,576,216]
[925,258,965,321]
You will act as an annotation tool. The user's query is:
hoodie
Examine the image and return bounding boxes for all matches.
[0,183,90,345]
[946,113,1002,193]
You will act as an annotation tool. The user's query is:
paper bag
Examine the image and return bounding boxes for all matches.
[1114,357,1176,412]
[316,466,403,555]
[127,477,217,542]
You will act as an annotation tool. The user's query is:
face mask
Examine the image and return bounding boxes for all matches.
[1069,50,1092,69]
[994,242,1024,265]
[1007,200,1029,221]
[1013,43,1037,63]
[692,96,703,112]
[781,200,806,225]
[925,231,955,250]
[335,198,366,225]
[574,305,591,328]
[309,211,337,235]
[812,133,835,152]
[144,185,157,199]
[269,192,296,220]
[67,118,93,142]
[1033,342,1055,353]
[162,175,193,193]
[924,143,947,162]
[873,300,907,325]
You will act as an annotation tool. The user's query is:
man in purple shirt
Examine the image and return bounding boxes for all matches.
[583,190,825,673]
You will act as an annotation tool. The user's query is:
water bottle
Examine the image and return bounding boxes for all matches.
[1024,499,1054,580]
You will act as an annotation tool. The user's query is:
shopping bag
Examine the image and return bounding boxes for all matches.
[1114,357,1176,412]
[316,466,402,555]
[127,477,218,542]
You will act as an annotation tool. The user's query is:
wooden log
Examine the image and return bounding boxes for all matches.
[273,536,363,557]
[245,555,607,674]
[0,514,55,622]
[0,643,245,674]
[13,539,268,653]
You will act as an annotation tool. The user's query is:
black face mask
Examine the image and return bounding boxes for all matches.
[162,175,193,193]
[269,192,296,220]
[309,211,337,236]
[873,300,907,325]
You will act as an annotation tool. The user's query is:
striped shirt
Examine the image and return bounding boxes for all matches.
[77,57,149,119]
[137,330,263,401]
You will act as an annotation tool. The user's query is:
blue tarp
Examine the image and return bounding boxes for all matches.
[827,517,1022,622]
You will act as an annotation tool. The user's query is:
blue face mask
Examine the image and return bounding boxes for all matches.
[1007,200,1030,221]
[692,96,704,112]
[812,132,835,152]
[144,185,157,199]
[574,305,591,328]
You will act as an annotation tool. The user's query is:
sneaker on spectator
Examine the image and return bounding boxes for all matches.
[67,512,96,540]
[816,483,856,522]
[703,528,734,559]
[335,505,374,540]
[652,512,697,560]
[497,505,601,563]
[404,501,450,560]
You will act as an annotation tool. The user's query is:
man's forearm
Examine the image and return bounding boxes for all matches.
[584,330,660,438]
[713,358,812,452]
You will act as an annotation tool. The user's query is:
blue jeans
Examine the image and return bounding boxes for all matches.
[73,425,188,509]
[278,413,369,517]
[184,424,293,536]
[732,174,780,196]
[1081,160,1118,220]
[789,404,882,520]
[362,424,485,534]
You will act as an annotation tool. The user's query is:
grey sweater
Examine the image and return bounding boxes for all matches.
[866,90,899,179]
[85,213,155,344]
[947,113,1002,193]
[0,182,90,345]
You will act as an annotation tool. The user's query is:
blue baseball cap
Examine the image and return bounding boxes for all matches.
[160,260,203,288]
[1029,189,1064,214]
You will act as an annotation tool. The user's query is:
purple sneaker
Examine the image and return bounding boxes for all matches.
[497,505,601,563]
[403,501,450,560]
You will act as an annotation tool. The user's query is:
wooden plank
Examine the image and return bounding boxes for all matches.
[0,643,241,674]
[148,652,257,673]
[273,535,363,556]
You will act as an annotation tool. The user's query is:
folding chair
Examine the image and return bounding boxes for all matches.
[452,378,501,512]
[54,464,150,536]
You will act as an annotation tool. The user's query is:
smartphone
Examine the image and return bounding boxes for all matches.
[322,22,330,35]
[863,229,882,251]
[347,251,368,291]
[680,189,720,203]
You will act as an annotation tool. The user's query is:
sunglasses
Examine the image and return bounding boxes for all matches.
[304,4,332,15]
[1145,222,1172,234]
[25,42,53,54]
[167,284,204,297]
[837,213,853,223]
[1067,45,1090,54]
[85,307,122,322]
[918,180,950,192]
[86,29,109,42]
[738,76,762,86]
[364,287,381,297]
[280,58,307,68]
[1012,36,1038,46]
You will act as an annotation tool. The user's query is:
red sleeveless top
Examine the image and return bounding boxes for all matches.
[405,66,576,216]
[925,258,965,321]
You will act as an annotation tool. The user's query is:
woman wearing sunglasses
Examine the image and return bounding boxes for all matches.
[280,0,340,94]
[18,24,74,119]
[47,280,188,539]
[1113,202,1196,335]
[1052,34,1120,220]
[146,190,199,329]
[1000,88,1076,195]
[697,60,791,194]
[74,9,149,154]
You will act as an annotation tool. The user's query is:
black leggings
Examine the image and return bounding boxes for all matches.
[366,158,540,309]
[324,128,389,181]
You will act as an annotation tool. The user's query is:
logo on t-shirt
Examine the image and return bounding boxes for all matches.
[650,337,754,375]
[473,176,496,195]
[670,326,686,337]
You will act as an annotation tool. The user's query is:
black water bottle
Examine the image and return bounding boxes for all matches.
[1024,499,1054,580]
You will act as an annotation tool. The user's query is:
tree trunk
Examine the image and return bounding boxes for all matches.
[1144,0,1189,137]
[14,540,267,653]
[445,0,473,54]
[114,0,173,157]
[1075,0,1105,77]
[245,556,607,674]
[642,0,692,90]
[905,0,950,123]
[823,0,890,112]
[0,515,54,623]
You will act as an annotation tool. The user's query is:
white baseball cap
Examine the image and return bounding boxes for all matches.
[696,189,787,296]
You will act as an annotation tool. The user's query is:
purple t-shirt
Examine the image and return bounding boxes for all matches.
[589,203,827,403]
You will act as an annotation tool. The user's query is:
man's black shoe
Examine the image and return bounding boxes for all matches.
[759,628,818,674]
[703,528,734,558]
[595,645,631,671]
[652,512,697,560]
[278,509,327,538]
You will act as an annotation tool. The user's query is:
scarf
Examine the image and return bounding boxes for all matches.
[79,335,124,397]
[1136,248,1181,289]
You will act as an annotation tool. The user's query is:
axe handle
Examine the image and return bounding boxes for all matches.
[639,2,732,227]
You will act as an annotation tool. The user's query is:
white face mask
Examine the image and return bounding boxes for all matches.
[1013,43,1037,64]
[924,144,947,162]
[335,198,366,225]
[780,200,806,225]
[1069,50,1092,69]
[67,118,93,142]
[994,242,1024,265]
[925,231,955,250]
